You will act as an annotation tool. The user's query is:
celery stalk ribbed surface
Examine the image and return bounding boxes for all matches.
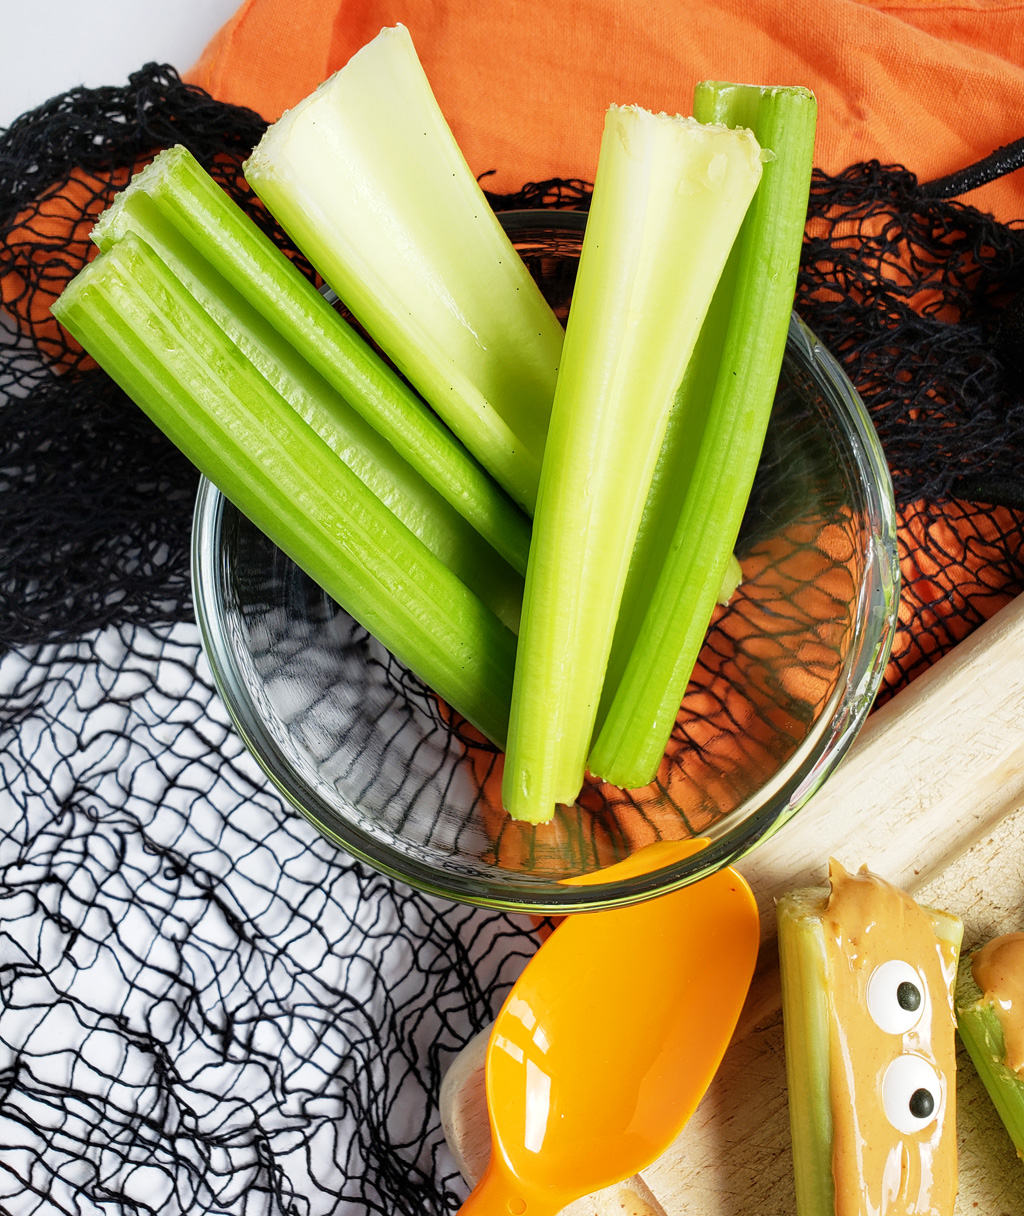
[93,145,531,577]
[590,83,817,789]
[90,153,523,632]
[502,104,762,823]
[244,25,564,514]
[52,234,516,747]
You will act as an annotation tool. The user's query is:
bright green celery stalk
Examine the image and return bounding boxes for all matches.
[502,105,763,824]
[52,233,516,747]
[956,950,1024,1158]
[777,884,963,1215]
[244,24,564,514]
[90,163,522,633]
[589,82,817,789]
[91,144,531,578]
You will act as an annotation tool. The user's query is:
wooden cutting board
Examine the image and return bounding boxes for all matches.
[441,591,1024,1215]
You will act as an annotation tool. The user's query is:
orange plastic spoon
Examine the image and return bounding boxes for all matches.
[458,840,759,1216]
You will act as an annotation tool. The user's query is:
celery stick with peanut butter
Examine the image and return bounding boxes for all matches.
[777,860,963,1216]
[956,931,1024,1160]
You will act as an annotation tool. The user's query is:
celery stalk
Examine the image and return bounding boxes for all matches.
[52,234,516,746]
[501,105,763,824]
[956,953,1024,1158]
[243,24,564,513]
[776,890,836,1216]
[589,83,817,789]
[777,881,963,1216]
[90,166,522,632]
[91,145,531,578]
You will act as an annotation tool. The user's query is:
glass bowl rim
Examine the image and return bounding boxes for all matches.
[191,209,900,913]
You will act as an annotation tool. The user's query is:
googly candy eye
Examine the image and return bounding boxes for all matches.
[867,960,927,1034]
[882,1054,943,1135]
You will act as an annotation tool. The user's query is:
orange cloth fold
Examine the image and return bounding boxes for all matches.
[187,0,1024,222]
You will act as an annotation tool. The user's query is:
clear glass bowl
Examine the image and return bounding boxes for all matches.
[191,209,899,913]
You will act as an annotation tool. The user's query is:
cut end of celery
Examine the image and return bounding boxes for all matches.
[504,799,563,827]
[604,103,763,180]
[244,23,415,174]
[91,145,190,250]
[697,82,816,101]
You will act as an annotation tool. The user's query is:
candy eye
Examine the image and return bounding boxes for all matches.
[867,960,927,1034]
[882,1055,942,1134]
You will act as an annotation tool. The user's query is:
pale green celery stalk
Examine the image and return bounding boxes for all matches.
[244,24,563,514]
[91,176,522,633]
[92,145,530,577]
[777,886,964,1215]
[776,890,836,1216]
[589,83,817,789]
[501,105,762,824]
[595,310,744,722]
[956,951,1024,1159]
[593,247,742,737]
[51,234,516,746]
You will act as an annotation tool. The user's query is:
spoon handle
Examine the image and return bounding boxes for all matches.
[441,1027,669,1216]
[455,1159,558,1216]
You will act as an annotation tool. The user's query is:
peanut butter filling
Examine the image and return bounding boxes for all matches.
[971,931,1024,1072]
[822,861,958,1216]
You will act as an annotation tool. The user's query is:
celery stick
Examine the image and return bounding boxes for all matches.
[244,25,563,513]
[590,83,817,789]
[52,234,516,746]
[501,105,762,824]
[956,951,1024,1159]
[92,145,531,577]
[91,175,522,633]
[778,872,963,1216]
[776,890,836,1216]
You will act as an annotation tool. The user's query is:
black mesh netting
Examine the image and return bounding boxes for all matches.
[2,63,1024,1215]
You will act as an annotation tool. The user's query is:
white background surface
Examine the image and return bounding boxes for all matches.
[1,0,242,130]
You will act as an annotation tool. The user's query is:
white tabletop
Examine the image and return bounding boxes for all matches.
[1,0,242,131]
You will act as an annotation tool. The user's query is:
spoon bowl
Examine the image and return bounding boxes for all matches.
[459,841,760,1215]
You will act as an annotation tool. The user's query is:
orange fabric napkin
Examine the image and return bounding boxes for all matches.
[187,0,1024,222]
